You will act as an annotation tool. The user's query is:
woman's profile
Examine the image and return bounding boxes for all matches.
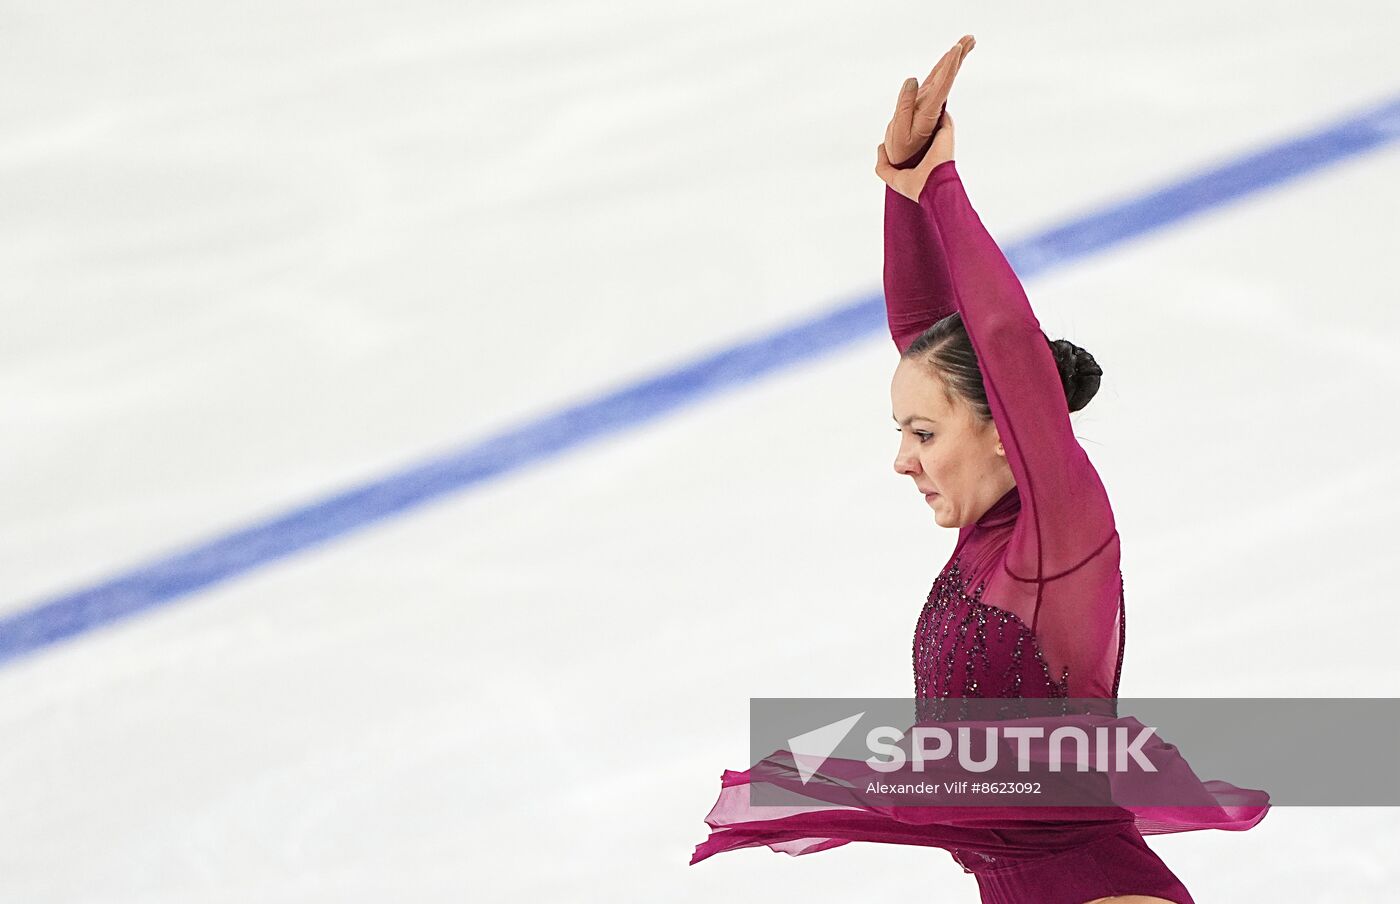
[690,35,1268,904]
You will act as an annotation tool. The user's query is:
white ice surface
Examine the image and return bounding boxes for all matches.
[2,1,1398,901]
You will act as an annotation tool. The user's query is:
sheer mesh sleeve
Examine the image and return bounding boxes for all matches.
[883,132,956,352]
[911,161,1122,697]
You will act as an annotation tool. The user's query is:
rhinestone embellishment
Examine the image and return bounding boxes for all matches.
[912,555,1072,711]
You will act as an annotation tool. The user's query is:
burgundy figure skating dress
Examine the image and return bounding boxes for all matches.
[689,142,1269,903]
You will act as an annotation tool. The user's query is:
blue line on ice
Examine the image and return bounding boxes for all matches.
[4,93,1398,667]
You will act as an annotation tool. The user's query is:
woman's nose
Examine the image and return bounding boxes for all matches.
[894,449,919,476]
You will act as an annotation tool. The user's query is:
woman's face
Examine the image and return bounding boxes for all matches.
[890,357,1013,528]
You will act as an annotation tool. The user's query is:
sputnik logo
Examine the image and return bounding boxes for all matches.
[788,712,864,784]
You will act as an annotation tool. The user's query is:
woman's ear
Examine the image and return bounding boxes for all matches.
[992,425,1005,457]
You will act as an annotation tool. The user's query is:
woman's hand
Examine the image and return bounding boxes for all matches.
[882,34,974,167]
[877,111,956,202]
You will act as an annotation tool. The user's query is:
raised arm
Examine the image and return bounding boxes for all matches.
[884,128,957,352]
[915,161,1116,585]
[880,36,974,352]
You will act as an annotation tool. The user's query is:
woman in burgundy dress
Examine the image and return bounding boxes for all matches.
[691,36,1267,903]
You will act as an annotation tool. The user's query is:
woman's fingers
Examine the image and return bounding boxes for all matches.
[918,42,959,92]
[927,43,965,100]
[918,35,974,94]
[886,76,918,148]
[913,37,973,135]
[895,77,918,126]
[947,37,973,87]
[875,143,893,180]
[916,46,959,101]
[912,56,955,134]
[911,95,944,136]
[917,35,974,107]
[912,46,964,131]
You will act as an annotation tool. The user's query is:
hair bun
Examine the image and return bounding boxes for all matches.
[1047,338,1102,413]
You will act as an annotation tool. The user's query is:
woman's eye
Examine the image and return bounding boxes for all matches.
[915,432,934,442]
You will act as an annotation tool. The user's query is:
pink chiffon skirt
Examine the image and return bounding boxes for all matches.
[690,710,1269,903]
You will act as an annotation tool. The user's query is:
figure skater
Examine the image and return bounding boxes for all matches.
[691,35,1267,903]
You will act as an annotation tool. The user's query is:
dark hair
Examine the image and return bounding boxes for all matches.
[901,311,1102,420]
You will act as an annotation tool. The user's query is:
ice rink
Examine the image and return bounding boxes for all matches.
[3,2,1399,901]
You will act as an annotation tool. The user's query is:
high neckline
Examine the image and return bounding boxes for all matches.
[974,485,1020,529]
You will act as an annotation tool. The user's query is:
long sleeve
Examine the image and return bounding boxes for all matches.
[910,163,1121,694]
[884,132,957,352]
